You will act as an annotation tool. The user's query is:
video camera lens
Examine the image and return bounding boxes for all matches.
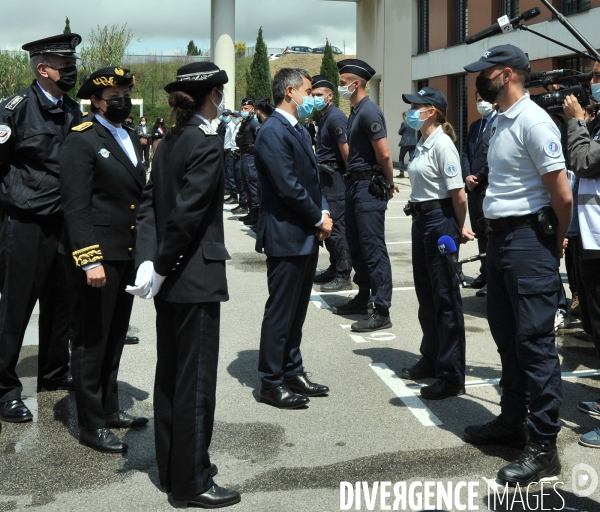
[529,85,588,114]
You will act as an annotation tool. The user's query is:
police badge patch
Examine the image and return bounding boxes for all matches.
[544,139,562,158]
[98,148,110,158]
[0,125,11,144]
[335,126,344,136]
[444,162,459,178]
[370,121,382,134]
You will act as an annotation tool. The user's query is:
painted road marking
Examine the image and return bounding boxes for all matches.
[387,241,412,245]
[370,363,442,427]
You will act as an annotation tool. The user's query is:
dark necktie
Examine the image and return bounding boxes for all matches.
[56,99,63,110]
[295,123,311,150]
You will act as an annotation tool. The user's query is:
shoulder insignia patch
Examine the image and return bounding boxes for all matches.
[0,125,11,145]
[544,138,562,158]
[335,126,344,136]
[122,123,135,131]
[4,95,25,111]
[370,121,382,134]
[72,122,93,132]
[199,124,217,136]
[444,162,459,178]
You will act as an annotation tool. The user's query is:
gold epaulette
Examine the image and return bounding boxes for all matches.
[72,245,103,267]
[72,122,93,132]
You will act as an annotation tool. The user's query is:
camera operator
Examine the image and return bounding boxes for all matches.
[563,61,600,448]
[463,44,572,485]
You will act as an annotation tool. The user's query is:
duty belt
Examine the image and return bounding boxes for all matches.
[343,171,375,183]
[405,198,453,218]
[484,214,538,233]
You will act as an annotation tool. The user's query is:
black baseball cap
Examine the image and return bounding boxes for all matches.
[464,44,530,72]
[241,97,254,106]
[402,87,448,112]
[222,109,232,116]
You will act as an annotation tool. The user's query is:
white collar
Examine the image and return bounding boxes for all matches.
[275,108,299,127]
[95,114,125,135]
[36,80,62,105]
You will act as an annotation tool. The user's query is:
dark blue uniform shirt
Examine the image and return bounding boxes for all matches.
[347,97,387,173]
[316,104,348,166]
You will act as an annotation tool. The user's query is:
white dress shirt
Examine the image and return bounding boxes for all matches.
[95,114,138,167]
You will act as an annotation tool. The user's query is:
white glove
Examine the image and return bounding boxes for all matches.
[125,261,154,298]
[150,269,166,297]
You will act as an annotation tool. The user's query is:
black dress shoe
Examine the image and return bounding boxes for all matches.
[124,335,139,345]
[160,464,218,493]
[224,195,238,205]
[0,399,33,423]
[106,411,149,429]
[420,379,465,400]
[497,442,561,485]
[171,484,241,508]
[463,414,529,448]
[79,427,127,453]
[259,384,309,409]
[38,374,73,392]
[313,266,336,284]
[285,373,329,397]
[401,362,435,381]
[231,204,248,215]
[469,274,487,289]
[242,210,259,226]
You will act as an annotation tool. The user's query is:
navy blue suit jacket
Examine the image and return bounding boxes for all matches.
[461,115,495,196]
[254,110,328,257]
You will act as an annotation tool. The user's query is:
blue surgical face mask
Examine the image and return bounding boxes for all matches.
[241,111,250,119]
[591,83,600,102]
[232,117,240,125]
[292,89,315,118]
[406,109,428,131]
[313,96,328,111]
[222,116,231,124]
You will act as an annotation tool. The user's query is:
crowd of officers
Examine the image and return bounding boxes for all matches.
[0,28,600,507]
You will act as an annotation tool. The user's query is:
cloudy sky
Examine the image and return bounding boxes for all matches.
[1,0,356,55]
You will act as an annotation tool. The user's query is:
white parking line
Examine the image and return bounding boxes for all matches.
[370,363,442,427]
[387,241,412,245]
[311,286,415,298]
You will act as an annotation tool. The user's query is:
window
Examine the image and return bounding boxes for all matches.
[417,80,429,92]
[563,0,591,14]
[453,75,469,151]
[496,0,519,19]
[418,0,429,54]
[558,55,593,74]
[450,0,469,46]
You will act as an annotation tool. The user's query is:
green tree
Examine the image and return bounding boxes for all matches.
[245,27,271,102]
[0,51,30,99]
[64,16,72,34]
[319,39,340,107]
[244,68,252,98]
[187,40,199,56]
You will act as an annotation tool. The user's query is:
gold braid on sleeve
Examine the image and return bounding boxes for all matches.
[72,245,103,267]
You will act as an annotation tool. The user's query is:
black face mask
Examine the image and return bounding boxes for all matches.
[476,73,504,104]
[102,97,133,124]
[54,65,78,93]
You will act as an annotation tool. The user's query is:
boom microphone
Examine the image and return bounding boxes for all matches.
[465,7,541,45]
[438,235,468,288]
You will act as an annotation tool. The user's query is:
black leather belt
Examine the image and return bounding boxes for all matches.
[224,148,231,154]
[411,198,453,214]
[485,214,538,233]
[343,171,375,183]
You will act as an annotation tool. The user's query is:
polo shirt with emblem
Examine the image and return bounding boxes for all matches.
[408,125,463,202]
[346,96,387,173]
[484,95,565,219]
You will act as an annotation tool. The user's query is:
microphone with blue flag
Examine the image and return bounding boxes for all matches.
[437,235,468,288]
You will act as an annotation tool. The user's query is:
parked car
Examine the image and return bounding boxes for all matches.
[284,46,313,54]
[312,45,343,55]
[268,53,283,61]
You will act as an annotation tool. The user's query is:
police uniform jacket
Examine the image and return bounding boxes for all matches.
[135,116,230,303]
[236,117,259,153]
[0,81,82,215]
[460,115,495,196]
[59,118,145,267]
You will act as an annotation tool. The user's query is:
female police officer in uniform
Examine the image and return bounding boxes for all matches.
[60,67,147,453]
[400,87,473,400]
[130,62,241,509]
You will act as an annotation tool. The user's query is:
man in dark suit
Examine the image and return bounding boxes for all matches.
[254,68,332,409]
[461,92,496,292]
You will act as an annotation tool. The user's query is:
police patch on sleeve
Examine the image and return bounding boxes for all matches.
[370,121,382,134]
[0,125,11,144]
[544,138,562,158]
[335,126,344,136]
[444,162,459,178]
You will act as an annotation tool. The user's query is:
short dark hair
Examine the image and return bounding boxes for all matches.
[272,68,311,106]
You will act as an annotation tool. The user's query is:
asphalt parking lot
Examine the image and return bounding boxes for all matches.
[1,178,600,512]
